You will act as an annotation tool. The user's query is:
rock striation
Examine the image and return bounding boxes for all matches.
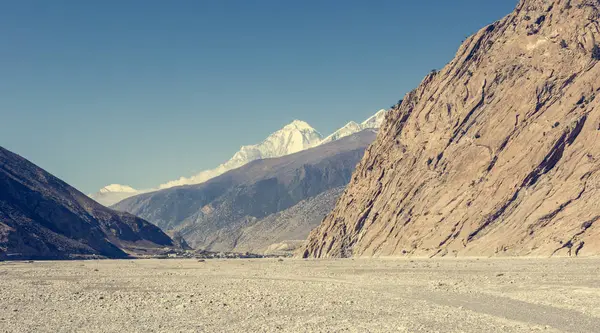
[230,187,346,254]
[302,0,600,258]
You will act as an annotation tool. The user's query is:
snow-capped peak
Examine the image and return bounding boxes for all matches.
[318,109,388,146]
[157,120,323,189]
[91,109,388,207]
[360,109,387,129]
[283,120,316,132]
[91,184,144,207]
[98,184,138,194]
[345,121,361,128]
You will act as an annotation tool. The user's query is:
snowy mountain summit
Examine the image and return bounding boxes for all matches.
[319,109,386,146]
[360,109,386,129]
[99,184,138,194]
[158,119,323,189]
[89,184,143,207]
[219,120,322,173]
[90,109,387,207]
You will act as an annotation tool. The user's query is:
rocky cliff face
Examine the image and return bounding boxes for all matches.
[114,131,376,251]
[0,146,176,260]
[302,0,600,258]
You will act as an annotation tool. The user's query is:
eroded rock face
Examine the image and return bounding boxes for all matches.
[230,187,346,254]
[301,0,600,258]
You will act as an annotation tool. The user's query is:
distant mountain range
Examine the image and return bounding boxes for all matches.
[320,110,386,146]
[88,184,140,209]
[90,109,386,207]
[113,130,377,252]
[230,186,346,255]
[158,119,323,190]
[0,146,179,260]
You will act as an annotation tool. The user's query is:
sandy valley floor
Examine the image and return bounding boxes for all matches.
[1,258,599,332]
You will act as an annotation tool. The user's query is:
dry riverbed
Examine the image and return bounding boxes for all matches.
[1,258,599,332]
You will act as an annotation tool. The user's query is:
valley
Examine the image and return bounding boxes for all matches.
[2,0,600,331]
[2,258,600,332]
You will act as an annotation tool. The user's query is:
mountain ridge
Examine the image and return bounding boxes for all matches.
[113,130,377,251]
[301,0,600,258]
[90,110,386,206]
[0,146,177,260]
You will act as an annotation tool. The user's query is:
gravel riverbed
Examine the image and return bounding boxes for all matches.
[1,257,599,332]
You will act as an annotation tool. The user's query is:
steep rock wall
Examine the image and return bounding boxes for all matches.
[302,0,600,257]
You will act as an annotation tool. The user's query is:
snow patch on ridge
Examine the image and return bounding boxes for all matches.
[318,109,387,146]
[98,184,138,194]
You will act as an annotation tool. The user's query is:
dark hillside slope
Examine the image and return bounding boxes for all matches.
[0,146,175,260]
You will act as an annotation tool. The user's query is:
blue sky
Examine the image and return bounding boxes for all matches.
[0,0,516,193]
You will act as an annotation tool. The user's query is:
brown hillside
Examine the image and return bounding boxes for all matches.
[302,0,600,258]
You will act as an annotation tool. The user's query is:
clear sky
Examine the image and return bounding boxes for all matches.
[0,0,517,194]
